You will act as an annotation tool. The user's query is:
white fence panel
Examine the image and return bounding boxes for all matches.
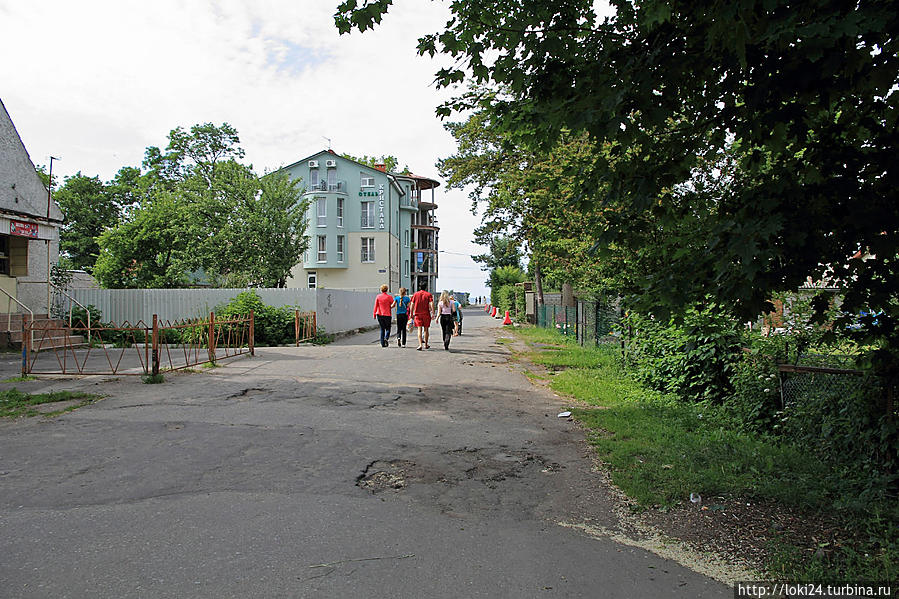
[68,288,373,334]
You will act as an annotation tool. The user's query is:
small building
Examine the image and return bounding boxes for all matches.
[0,98,62,318]
[278,150,439,293]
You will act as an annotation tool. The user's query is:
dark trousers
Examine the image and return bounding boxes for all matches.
[377,315,392,347]
[396,313,408,345]
[440,314,454,349]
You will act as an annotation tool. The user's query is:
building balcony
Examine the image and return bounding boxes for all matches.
[411,223,439,232]
[305,180,347,194]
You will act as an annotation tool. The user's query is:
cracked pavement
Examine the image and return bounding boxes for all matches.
[0,311,731,598]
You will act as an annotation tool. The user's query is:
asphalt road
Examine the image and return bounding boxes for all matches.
[0,310,731,598]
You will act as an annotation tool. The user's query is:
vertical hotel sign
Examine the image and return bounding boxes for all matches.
[377,184,385,230]
[10,220,38,238]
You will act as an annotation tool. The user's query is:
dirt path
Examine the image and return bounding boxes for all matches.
[0,310,733,598]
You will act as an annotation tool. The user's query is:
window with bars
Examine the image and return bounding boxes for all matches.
[361,201,374,228]
[337,198,344,227]
[337,235,345,262]
[361,237,375,263]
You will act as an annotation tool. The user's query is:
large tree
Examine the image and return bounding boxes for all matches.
[338,0,899,374]
[95,123,309,288]
[54,173,121,271]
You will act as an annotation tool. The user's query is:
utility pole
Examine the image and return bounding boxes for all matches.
[46,156,60,317]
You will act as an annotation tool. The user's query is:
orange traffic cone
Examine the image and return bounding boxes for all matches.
[502,311,512,325]
[492,307,498,317]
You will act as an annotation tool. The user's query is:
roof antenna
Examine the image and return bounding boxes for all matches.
[323,136,331,150]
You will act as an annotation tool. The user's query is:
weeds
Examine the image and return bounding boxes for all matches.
[0,388,99,418]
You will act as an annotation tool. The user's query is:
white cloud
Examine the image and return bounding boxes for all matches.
[0,0,490,297]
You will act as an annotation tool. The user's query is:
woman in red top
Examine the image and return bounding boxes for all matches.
[373,284,394,348]
[409,281,435,350]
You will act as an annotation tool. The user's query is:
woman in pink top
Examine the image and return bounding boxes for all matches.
[373,284,394,348]
[436,290,457,351]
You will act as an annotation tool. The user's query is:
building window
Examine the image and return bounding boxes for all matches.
[317,235,327,262]
[404,259,409,277]
[404,230,409,248]
[310,169,319,188]
[336,198,344,227]
[361,238,375,263]
[361,201,374,228]
[327,168,337,191]
[337,235,345,262]
[361,174,375,188]
[307,271,317,289]
[316,197,326,227]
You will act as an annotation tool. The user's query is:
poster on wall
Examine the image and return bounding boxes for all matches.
[10,220,38,238]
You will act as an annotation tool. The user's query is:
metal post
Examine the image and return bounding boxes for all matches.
[21,314,27,377]
[208,312,215,363]
[249,310,254,356]
[151,314,159,376]
[295,309,299,346]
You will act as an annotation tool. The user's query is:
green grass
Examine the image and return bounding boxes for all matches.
[511,326,898,580]
[1,375,37,383]
[0,388,100,418]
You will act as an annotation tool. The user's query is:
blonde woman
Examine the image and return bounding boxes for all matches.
[436,290,457,351]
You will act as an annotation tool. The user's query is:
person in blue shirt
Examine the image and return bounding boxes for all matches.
[452,294,463,336]
[393,287,412,347]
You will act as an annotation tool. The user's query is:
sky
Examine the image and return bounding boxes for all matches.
[0,0,493,300]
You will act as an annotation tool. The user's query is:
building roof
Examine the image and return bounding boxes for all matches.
[0,97,63,222]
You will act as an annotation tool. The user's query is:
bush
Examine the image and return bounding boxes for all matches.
[622,305,743,403]
[215,290,295,346]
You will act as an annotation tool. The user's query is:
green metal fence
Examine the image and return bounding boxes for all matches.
[535,299,622,347]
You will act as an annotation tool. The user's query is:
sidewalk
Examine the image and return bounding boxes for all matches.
[0,309,731,598]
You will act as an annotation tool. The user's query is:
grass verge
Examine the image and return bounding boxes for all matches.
[0,388,101,418]
[510,326,898,580]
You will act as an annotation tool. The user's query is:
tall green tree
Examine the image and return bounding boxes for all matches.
[338,0,899,375]
[340,153,410,174]
[95,123,309,289]
[54,173,122,271]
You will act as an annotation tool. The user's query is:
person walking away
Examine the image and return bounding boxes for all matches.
[394,287,411,347]
[437,291,456,350]
[373,284,393,348]
[451,294,463,336]
[410,281,435,351]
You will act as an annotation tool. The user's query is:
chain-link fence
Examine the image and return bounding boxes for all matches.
[535,298,622,347]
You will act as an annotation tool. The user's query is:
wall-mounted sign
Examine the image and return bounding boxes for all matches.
[378,184,386,230]
[359,191,379,197]
[10,220,38,238]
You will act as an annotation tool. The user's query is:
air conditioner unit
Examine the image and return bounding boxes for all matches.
[325,160,337,168]
[308,160,319,168]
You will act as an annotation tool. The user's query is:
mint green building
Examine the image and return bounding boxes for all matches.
[279,151,440,293]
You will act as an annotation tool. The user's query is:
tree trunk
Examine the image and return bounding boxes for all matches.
[561,282,575,307]
[534,263,545,306]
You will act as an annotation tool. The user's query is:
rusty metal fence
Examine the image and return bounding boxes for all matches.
[295,310,317,344]
[23,312,254,376]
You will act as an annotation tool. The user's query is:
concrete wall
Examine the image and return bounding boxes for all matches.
[69,287,373,335]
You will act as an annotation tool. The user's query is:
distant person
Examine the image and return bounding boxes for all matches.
[410,281,435,351]
[452,294,463,336]
[437,291,456,350]
[393,287,411,347]
[373,284,393,348]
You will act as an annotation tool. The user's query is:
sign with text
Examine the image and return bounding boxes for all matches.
[10,220,38,238]
[378,184,386,230]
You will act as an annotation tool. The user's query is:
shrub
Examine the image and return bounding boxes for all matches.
[215,290,295,346]
[622,305,743,403]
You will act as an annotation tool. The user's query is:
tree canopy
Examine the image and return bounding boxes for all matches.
[337,0,899,374]
[85,123,309,288]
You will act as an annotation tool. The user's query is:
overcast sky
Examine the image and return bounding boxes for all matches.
[0,0,493,299]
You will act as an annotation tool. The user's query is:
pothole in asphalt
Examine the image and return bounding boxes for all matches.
[356,459,415,493]
[228,387,269,400]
